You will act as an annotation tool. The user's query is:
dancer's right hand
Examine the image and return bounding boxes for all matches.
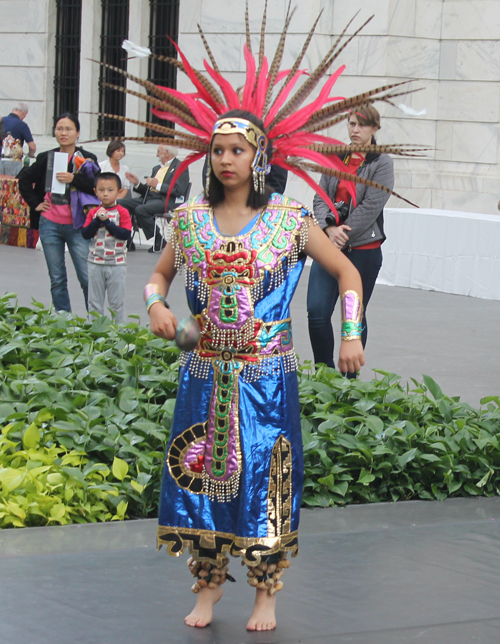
[149,303,177,340]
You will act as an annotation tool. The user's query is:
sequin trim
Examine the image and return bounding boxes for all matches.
[157,525,299,567]
[267,436,293,538]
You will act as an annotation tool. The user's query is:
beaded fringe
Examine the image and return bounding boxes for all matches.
[202,467,241,502]
[242,353,297,382]
[180,352,298,382]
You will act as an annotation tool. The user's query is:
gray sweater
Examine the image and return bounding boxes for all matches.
[313,153,394,248]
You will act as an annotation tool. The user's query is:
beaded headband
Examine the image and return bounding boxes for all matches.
[211,117,268,194]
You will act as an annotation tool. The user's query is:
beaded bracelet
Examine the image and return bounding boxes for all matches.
[340,290,363,341]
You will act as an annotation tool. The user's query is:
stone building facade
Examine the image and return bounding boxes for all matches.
[1,0,499,213]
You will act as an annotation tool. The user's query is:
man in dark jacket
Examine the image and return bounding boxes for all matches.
[118,144,189,251]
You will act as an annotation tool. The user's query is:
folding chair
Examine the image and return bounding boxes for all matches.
[128,187,148,249]
[152,182,191,252]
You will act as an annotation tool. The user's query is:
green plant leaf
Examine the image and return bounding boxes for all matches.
[423,375,443,400]
[23,423,41,449]
[112,457,129,481]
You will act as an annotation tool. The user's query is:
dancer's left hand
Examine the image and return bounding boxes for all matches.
[338,339,364,374]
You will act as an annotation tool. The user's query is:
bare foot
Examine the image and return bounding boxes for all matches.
[247,588,277,631]
[185,586,223,628]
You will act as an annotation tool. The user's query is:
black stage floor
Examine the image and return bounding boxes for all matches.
[2,497,500,644]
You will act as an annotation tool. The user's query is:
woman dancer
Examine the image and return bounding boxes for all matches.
[146,109,364,630]
[307,106,394,375]
[18,113,98,311]
[96,3,415,631]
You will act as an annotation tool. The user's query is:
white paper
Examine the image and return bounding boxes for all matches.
[397,103,427,117]
[51,152,69,194]
[122,40,151,58]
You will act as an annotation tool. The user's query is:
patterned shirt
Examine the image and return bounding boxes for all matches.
[83,204,132,265]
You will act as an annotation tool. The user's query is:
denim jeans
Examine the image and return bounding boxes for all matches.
[39,216,91,312]
[307,247,383,373]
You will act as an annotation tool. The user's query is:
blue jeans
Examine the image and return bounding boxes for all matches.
[307,247,383,373]
[39,216,91,312]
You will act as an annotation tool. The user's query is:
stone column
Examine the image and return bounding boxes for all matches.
[124,1,151,138]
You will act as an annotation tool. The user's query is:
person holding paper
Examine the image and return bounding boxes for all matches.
[17,113,98,312]
[118,144,189,252]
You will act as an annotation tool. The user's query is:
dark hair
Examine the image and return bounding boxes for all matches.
[106,140,126,157]
[54,112,80,133]
[95,172,122,189]
[348,105,380,145]
[206,109,272,209]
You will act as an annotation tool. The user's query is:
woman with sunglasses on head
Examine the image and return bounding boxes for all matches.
[307,105,394,377]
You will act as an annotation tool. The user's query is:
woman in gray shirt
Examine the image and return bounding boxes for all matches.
[307,106,394,377]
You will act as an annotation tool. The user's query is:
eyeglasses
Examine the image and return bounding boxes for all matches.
[55,126,77,133]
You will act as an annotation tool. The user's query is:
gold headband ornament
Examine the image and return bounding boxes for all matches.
[209,117,269,194]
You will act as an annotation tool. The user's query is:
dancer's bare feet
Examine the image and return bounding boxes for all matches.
[185,586,223,628]
[247,588,277,631]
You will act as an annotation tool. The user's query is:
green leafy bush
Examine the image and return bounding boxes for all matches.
[299,364,500,507]
[1,295,499,528]
[0,295,179,527]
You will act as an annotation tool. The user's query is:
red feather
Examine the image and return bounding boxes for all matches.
[264,70,309,128]
[280,146,357,204]
[268,65,345,138]
[164,151,206,208]
[241,45,256,110]
[272,157,340,224]
[167,37,221,113]
[250,56,269,118]
[151,108,210,140]
[203,60,240,111]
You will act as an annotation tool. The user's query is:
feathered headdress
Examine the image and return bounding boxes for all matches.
[93,1,423,221]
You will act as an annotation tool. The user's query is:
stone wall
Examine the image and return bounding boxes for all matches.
[0,0,54,136]
[177,0,500,214]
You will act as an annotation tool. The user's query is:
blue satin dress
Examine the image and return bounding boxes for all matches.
[158,193,312,566]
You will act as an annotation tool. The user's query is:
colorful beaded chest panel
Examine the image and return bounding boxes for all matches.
[166,193,314,505]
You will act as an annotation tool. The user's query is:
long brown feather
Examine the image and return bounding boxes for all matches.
[87,135,210,152]
[305,143,429,157]
[271,15,375,127]
[263,2,296,113]
[245,0,252,54]
[254,0,268,94]
[303,113,350,133]
[101,82,200,128]
[304,87,424,132]
[323,15,374,76]
[306,80,413,125]
[93,112,205,143]
[266,9,322,119]
[90,59,194,117]
[197,24,220,74]
[293,160,419,207]
[150,54,223,105]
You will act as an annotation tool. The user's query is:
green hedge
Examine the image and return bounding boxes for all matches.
[0,295,499,528]
[0,295,177,527]
[299,365,500,507]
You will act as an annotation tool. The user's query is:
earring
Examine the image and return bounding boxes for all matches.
[205,156,212,196]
